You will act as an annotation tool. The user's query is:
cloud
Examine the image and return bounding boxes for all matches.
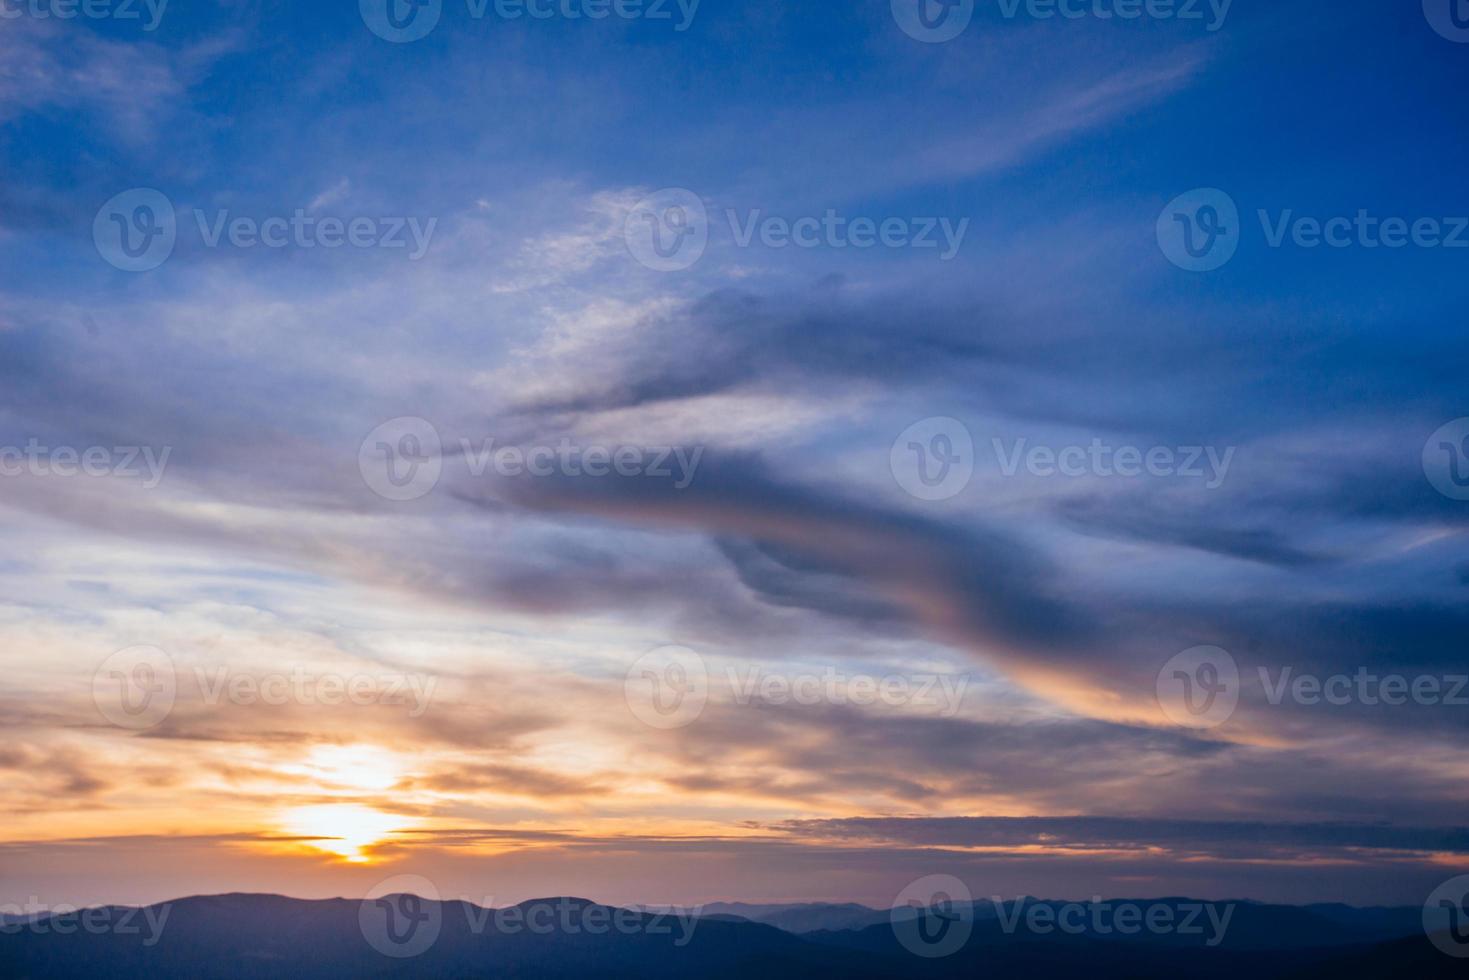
[0,19,235,147]
[306,178,352,212]
[776,814,1469,858]
[0,0,1466,910]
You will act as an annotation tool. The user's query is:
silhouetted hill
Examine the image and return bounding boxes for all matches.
[698,896,1425,947]
[700,901,890,933]
[0,893,876,980]
[1300,902,1427,939]
[1281,933,1467,979]
[953,897,1419,950]
[0,893,1450,979]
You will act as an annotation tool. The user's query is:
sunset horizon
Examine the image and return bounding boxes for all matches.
[3,0,1468,975]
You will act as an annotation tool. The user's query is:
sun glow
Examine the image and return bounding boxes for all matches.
[279,744,408,793]
[279,804,410,863]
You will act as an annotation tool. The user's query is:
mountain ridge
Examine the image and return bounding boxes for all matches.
[0,892,1457,979]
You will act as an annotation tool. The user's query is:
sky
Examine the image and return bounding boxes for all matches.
[1,0,1468,912]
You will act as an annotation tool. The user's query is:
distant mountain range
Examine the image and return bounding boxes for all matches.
[0,893,1458,978]
[695,897,1430,945]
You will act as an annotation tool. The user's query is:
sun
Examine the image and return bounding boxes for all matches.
[278,804,410,863]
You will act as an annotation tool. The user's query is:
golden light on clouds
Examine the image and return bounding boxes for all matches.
[279,744,409,794]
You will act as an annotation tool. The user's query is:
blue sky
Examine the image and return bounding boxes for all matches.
[1,0,1468,909]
